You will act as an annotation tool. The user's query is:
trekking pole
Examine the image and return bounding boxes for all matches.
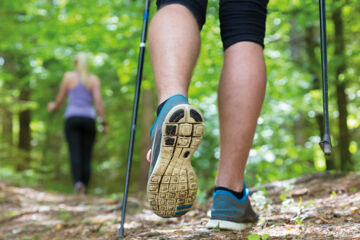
[318,0,332,155]
[118,0,151,238]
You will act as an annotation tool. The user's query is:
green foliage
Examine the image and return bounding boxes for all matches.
[331,190,337,198]
[280,184,294,202]
[247,233,260,240]
[58,212,70,220]
[247,233,270,240]
[1,0,360,197]
[19,237,39,240]
[349,187,357,193]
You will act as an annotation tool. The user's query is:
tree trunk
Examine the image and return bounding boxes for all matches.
[2,109,13,146]
[332,6,351,171]
[139,89,155,190]
[304,25,336,170]
[18,88,31,170]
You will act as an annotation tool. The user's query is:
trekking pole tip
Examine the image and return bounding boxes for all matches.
[118,223,125,239]
[320,140,332,156]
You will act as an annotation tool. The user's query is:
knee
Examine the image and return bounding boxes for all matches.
[219,0,269,50]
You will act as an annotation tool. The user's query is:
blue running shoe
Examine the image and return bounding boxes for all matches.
[206,183,259,231]
[147,94,205,218]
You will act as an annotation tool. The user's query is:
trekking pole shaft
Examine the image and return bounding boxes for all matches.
[319,0,332,155]
[118,0,151,238]
[319,0,329,134]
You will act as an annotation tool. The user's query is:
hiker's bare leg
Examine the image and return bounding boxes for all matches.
[216,42,266,192]
[149,4,200,104]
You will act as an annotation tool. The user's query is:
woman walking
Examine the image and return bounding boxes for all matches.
[48,52,107,194]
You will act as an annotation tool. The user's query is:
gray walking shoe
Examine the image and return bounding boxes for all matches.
[206,184,259,231]
[147,94,205,218]
[74,182,86,195]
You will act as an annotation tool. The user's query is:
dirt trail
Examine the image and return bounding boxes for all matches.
[1,172,360,239]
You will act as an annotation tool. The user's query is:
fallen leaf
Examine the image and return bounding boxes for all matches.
[318,216,333,224]
[351,208,360,214]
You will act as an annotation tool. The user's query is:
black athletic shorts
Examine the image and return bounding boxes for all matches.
[156,0,269,50]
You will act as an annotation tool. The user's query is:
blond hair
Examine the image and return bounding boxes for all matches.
[74,52,89,83]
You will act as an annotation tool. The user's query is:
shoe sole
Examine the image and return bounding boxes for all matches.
[147,104,204,217]
[206,219,253,231]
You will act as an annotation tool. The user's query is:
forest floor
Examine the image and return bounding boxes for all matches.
[1,172,360,240]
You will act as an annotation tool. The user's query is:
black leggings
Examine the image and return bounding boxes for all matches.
[65,117,96,186]
[156,0,269,50]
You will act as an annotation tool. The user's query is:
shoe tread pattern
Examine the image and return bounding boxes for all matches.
[147,104,204,217]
